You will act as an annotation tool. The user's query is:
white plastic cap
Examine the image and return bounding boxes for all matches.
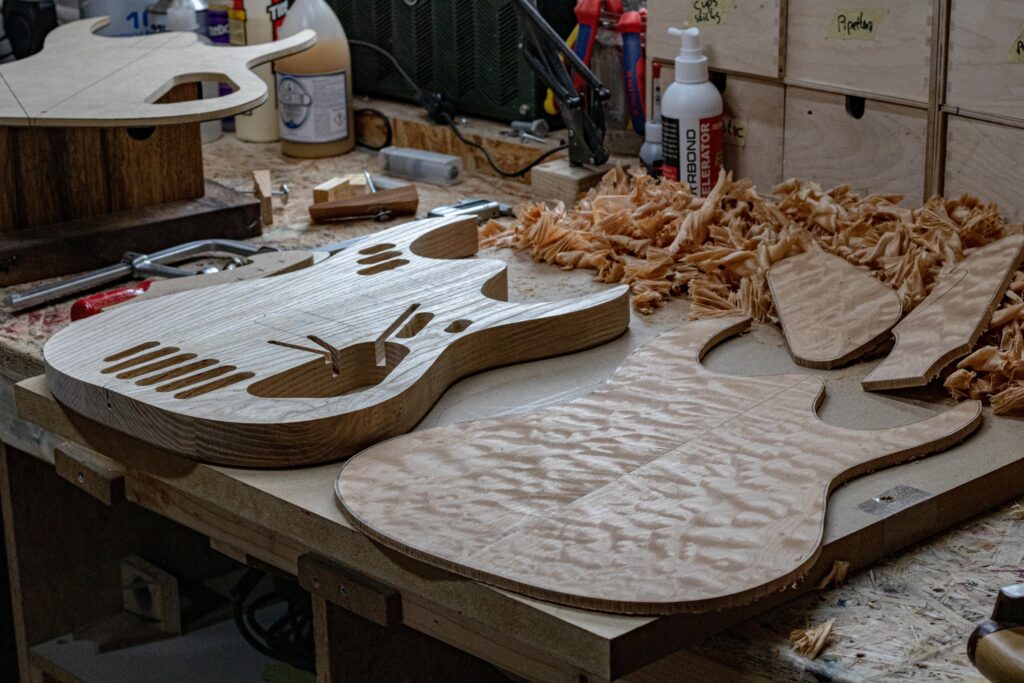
[166,2,198,31]
[645,120,662,143]
[667,26,708,84]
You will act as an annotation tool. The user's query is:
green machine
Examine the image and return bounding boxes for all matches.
[327,0,575,123]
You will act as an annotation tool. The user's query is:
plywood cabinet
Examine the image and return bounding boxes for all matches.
[944,115,1024,222]
[783,87,928,203]
[785,0,937,104]
[647,0,785,79]
[946,0,1024,125]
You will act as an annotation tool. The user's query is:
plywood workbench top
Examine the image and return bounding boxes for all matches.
[0,131,1021,681]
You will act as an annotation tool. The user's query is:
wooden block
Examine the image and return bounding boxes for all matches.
[252,169,274,227]
[42,216,630,467]
[0,180,261,287]
[308,184,418,223]
[0,128,16,230]
[863,235,1024,391]
[336,315,982,614]
[53,441,126,506]
[783,86,928,203]
[944,115,1024,222]
[946,0,1024,125]
[530,159,614,205]
[6,126,109,231]
[312,177,351,203]
[104,83,205,214]
[298,554,402,627]
[647,0,784,78]
[785,0,936,105]
[0,83,205,232]
[121,554,181,634]
[658,65,785,191]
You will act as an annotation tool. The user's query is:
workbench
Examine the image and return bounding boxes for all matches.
[2,132,1022,683]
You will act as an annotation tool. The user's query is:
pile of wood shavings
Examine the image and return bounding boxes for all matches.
[481,167,1024,413]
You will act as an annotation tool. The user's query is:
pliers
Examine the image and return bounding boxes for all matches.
[571,0,647,134]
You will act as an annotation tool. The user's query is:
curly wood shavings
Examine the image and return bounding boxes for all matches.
[483,168,1024,413]
[818,560,851,589]
[790,618,835,659]
[1007,503,1024,520]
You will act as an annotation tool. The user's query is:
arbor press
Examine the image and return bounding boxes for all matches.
[0,18,315,286]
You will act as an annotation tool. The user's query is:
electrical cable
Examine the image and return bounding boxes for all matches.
[445,116,568,178]
[349,39,419,95]
[350,39,568,177]
[231,569,315,672]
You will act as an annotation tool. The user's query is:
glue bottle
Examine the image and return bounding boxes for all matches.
[229,0,290,142]
[661,26,723,196]
[274,0,354,158]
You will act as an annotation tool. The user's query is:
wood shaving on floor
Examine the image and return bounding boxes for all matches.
[482,168,1024,413]
[790,618,836,659]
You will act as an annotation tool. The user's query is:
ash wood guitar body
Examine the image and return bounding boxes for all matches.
[336,316,981,615]
[767,246,902,369]
[863,235,1024,390]
[43,216,630,467]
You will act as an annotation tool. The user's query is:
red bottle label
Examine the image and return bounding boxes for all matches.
[661,113,724,196]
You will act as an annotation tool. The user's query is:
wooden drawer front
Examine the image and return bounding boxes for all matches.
[947,0,1024,124]
[944,115,1024,222]
[783,87,928,203]
[785,0,935,104]
[647,0,785,79]
[655,65,785,191]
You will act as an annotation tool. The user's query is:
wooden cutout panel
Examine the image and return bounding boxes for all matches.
[43,216,630,467]
[768,246,902,369]
[0,18,315,127]
[336,316,981,615]
[863,235,1024,391]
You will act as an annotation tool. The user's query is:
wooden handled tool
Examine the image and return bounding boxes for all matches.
[970,584,1024,683]
[308,184,419,223]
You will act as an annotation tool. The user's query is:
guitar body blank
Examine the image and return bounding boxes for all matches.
[336,316,982,614]
[43,216,630,467]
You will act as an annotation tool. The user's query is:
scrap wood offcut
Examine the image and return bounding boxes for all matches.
[482,168,1024,412]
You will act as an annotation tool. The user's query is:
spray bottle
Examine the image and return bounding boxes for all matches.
[660,26,723,196]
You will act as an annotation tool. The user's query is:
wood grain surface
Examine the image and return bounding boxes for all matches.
[767,246,902,369]
[863,235,1024,390]
[42,216,630,467]
[336,315,982,615]
[784,0,935,104]
[0,18,315,127]
[782,87,928,205]
[944,116,1024,223]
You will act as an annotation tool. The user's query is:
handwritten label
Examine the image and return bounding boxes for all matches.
[1011,30,1024,64]
[688,0,731,27]
[825,8,888,40]
[723,116,746,149]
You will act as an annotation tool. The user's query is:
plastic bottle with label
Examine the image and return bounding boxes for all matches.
[660,26,723,197]
[229,0,290,142]
[274,0,354,158]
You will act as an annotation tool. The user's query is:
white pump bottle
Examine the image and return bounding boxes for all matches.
[660,26,723,196]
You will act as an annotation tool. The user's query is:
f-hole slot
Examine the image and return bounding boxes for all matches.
[396,312,433,339]
[247,342,410,398]
[845,95,866,120]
